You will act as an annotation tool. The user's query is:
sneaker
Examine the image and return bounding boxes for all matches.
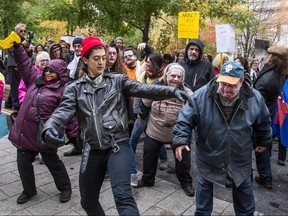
[60,190,72,203]
[159,160,168,171]
[166,166,176,174]
[131,174,138,187]
[182,185,195,197]
[165,144,172,150]
[17,191,37,204]
[254,176,272,189]
[277,160,285,166]
[135,179,154,188]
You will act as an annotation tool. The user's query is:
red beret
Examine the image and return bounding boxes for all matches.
[81,36,106,58]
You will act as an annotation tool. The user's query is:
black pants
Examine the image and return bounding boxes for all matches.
[142,134,193,187]
[17,149,71,195]
[278,138,287,161]
[5,66,20,109]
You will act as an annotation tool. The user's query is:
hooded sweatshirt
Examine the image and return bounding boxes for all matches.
[179,39,214,92]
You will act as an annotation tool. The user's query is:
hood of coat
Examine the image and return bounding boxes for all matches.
[42,59,68,84]
[184,39,204,64]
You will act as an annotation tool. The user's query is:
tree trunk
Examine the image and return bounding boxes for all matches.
[141,17,151,43]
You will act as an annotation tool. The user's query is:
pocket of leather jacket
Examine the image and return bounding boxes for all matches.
[102,118,116,129]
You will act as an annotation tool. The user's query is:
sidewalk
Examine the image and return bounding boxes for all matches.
[0,134,268,216]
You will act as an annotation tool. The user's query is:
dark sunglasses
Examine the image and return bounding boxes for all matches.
[19,30,26,33]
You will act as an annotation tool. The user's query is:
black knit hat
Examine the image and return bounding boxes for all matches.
[72,36,84,46]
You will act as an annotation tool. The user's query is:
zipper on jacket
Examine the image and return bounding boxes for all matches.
[193,74,198,87]
[98,90,117,108]
[92,94,103,148]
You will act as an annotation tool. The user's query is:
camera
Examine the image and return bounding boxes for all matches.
[27,31,34,43]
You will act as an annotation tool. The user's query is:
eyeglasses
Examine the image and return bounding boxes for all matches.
[19,30,26,33]
[40,59,49,63]
[169,74,182,79]
[124,54,134,59]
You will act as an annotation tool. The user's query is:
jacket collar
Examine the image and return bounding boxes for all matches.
[206,78,255,111]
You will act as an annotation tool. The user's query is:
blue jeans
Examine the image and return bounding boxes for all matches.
[130,117,167,174]
[255,147,272,182]
[195,175,255,216]
[79,140,139,216]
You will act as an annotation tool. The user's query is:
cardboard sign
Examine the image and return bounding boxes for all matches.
[178,12,200,39]
[215,24,236,53]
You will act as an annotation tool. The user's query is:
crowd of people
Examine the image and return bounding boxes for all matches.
[1,22,288,216]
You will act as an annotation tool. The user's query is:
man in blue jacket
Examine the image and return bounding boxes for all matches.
[173,61,272,215]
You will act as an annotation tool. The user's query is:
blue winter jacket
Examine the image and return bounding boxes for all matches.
[173,78,272,187]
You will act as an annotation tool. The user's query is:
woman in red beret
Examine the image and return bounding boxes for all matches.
[41,36,191,215]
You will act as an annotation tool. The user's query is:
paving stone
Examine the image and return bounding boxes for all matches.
[0,172,20,186]
[9,209,32,215]
[0,162,18,175]
[0,180,23,196]
[213,197,230,214]
[0,189,8,200]
[0,154,16,166]
[133,187,169,214]
[153,179,180,195]
[156,188,194,215]
[55,208,82,215]
[24,193,79,215]
[143,205,175,215]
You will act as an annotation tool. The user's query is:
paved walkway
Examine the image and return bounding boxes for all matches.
[0,134,265,216]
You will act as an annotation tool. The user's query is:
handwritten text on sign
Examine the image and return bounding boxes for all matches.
[178,12,199,39]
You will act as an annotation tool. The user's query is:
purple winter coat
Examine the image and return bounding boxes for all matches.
[8,45,78,153]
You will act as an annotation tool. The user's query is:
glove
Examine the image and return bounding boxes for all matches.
[65,137,77,146]
[174,88,193,105]
[43,128,65,149]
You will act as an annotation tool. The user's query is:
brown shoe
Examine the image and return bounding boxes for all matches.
[254,176,272,189]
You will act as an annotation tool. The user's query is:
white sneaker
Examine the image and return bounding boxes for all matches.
[131,174,138,187]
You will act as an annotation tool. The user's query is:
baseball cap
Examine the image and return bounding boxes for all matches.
[216,61,244,85]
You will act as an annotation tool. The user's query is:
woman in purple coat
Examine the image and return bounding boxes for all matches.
[8,41,78,205]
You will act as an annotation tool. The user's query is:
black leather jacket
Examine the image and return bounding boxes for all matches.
[44,72,179,150]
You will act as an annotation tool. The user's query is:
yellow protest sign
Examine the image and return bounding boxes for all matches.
[178,12,200,39]
[0,31,21,49]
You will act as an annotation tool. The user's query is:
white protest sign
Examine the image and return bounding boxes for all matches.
[215,24,236,53]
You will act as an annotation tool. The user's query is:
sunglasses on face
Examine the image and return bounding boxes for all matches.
[124,54,134,59]
[19,30,26,33]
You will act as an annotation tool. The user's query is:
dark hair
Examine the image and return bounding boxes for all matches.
[270,54,288,75]
[106,43,126,74]
[80,46,105,75]
[234,56,249,73]
[163,53,173,64]
[145,53,164,78]
[34,44,45,54]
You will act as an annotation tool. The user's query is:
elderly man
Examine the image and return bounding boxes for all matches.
[173,61,272,215]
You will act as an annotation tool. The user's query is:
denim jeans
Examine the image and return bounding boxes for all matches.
[130,117,167,174]
[255,147,273,182]
[195,175,255,216]
[79,140,139,216]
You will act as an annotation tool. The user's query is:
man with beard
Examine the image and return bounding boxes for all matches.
[179,39,214,92]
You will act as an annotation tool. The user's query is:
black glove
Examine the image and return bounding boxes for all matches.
[43,128,65,149]
[65,137,77,146]
[174,88,193,105]
[13,41,21,49]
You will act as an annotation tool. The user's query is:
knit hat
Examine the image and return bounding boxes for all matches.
[81,36,106,58]
[217,61,244,85]
[267,46,288,58]
[72,36,84,46]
